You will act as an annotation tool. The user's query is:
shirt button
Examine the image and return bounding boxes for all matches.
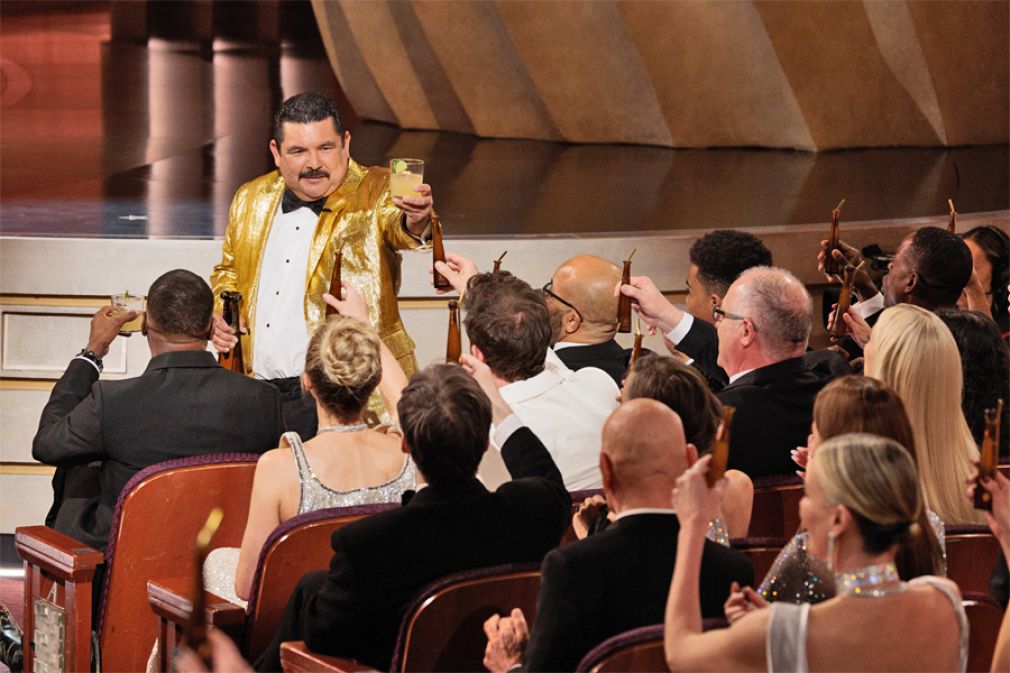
[296,227,300,231]
[276,291,279,295]
[286,259,290,263]
[266,323,270,328]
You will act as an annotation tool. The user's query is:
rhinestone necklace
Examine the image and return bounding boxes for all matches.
[835,562,906,598]
[317,423,370,433]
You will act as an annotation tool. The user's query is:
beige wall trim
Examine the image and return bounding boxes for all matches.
[1,295,108,307]
[0,463,54,475]
[1,379,56,390]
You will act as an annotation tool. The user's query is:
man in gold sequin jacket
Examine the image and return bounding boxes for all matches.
[210,93,435,383]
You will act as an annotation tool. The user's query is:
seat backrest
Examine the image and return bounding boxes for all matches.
[945,526,1000,595]
[97,453,260,673]
[390,562,542,673]
[749,476,803,538]
[963,592,1003,673]
[243,503,398,661]
[575,624,666,673]
[730,537,789,583]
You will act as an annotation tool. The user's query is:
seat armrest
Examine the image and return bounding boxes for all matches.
[147,577,247,631]
[15,525,104,582]
[280,641,380,673]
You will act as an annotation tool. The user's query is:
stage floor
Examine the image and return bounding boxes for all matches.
[2,1,1008,240]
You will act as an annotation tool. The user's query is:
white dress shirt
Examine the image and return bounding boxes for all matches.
[490,349,619,490]
[852,292,885,319]
[252,206,318,379]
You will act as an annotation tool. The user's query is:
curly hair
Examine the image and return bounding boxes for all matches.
[689,230,773,297]
[147,269,213,339]
[462,272,552,382]
[935,308,1010,458]
[304,316,382,420]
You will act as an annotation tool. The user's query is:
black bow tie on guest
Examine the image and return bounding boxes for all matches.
[281,188,330,216]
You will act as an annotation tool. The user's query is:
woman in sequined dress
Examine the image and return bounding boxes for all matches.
[744,376,945,610]
[664,434,968,673]
[204,307,415,607]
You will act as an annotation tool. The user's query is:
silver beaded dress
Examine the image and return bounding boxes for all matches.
[203,431,416,608]
[757,510,946,604]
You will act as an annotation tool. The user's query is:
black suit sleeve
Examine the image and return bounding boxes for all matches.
[32,359,106,465]
[303,538,363,654]
[676,319,728,387]
[523,550,591,672]
[500,426,565,486]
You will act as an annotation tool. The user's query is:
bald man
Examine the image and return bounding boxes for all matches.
[546,255,637,384]
[483,400,753,673]
[715,267,848,477]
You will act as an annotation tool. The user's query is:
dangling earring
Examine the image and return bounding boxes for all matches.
[826,531,837,573]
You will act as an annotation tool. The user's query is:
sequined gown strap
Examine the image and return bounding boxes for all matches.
[283,431,315,514]
[908,576,969,672]
[766,602,810,673]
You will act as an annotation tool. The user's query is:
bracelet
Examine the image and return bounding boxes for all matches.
[77,348,104,373]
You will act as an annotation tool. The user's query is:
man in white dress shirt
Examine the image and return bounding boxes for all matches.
[458,269,619,490]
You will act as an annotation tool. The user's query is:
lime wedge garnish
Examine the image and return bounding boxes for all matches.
[392,159,407,174]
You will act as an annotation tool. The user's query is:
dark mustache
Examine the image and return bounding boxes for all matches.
[300,168,329,179]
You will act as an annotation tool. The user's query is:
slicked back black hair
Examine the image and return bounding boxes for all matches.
[274,92,345,145]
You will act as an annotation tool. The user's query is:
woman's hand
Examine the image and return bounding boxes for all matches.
[969,470,1010,554]
[323,281,370,323]
[671,455,726,531]
[723,581,769,624]
[572,494,608,540]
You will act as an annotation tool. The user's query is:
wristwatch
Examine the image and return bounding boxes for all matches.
[77,348,104,373]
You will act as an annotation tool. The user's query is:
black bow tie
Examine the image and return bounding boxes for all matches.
[281,189,330,216]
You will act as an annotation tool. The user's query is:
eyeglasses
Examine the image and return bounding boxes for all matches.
[712,305,757,332]
[542,280,584,323]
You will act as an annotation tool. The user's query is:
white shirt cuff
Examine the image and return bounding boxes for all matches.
[852,292,885,319]
[664,312,694,345]
[492,413,525,451]
[72,355,102,375]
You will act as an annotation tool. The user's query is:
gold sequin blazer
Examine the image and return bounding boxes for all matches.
[210,160,433,377]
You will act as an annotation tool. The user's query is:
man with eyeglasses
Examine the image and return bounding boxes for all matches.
[710,267,848,478]
[544,255,639,385]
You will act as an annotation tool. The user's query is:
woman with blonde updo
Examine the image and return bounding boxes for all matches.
[204,315,415,606]
[665,434,967,672]
[863,304,982,525]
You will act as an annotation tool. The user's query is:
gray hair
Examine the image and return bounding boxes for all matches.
[734,266,812,358]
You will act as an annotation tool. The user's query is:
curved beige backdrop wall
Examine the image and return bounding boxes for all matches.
[311,0,1007,151]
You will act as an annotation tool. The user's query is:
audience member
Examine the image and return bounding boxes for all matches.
[461,269,618,490]
[545,254,635,384]
[619,230,772,386]
[740,376,944,613]
[823,226,973,322]
[961,225,1010,334]
[936,308,1010,459]
[621,354,753,538]
[204,305,414,607]
[482,400,753,673]
[254,361,570,671]
[968,471,1010,673]
[711,267,849,478]
[32,269,283,551]
[864,304,982,525]
[665,435,967,672]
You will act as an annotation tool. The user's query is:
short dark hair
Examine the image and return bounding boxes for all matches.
[963,225,1010,325]
[908,227,973,309]
[397,365,491,487]
[689,230,773,296]
[146,269,213,339]
[273,92,346,145]
[462,272,552,382]
[935,308,1010,457]
[626,354,722,453]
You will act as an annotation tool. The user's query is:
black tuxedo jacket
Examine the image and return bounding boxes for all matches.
[553,340,639,385]
[524,513,753,672]
[33,350,283,550]
[298,427,571,671]
[718,351,849,478]
[677,318,728,388]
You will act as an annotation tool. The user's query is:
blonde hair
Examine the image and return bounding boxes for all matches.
[864,305,981,525]
[815,433,922,555]
[304,316,382,420]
